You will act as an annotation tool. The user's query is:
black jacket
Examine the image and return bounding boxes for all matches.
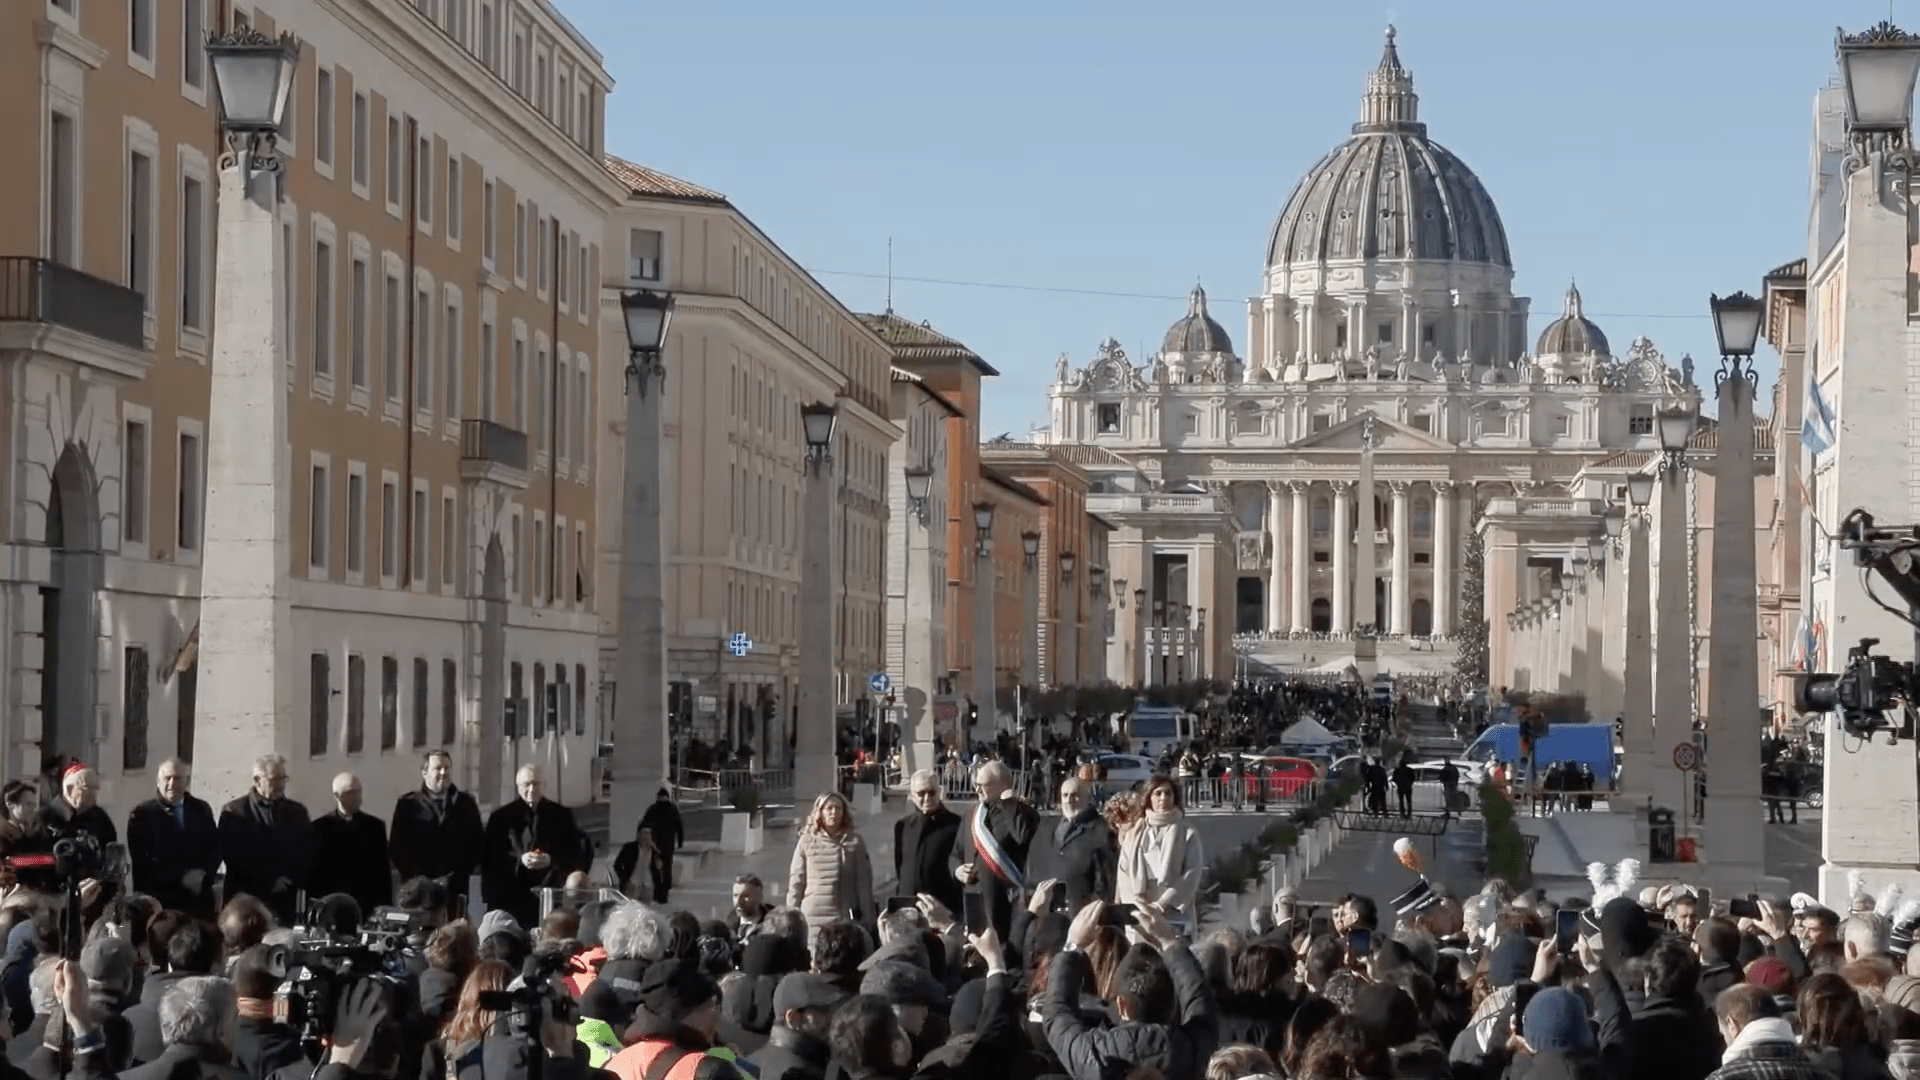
[310,810,393,917]
[126,971,195,1064]
[127,794,222,917]
[482,799,587,926]
[1041,941,1218,1080]
[44,799,117,848]
[1625,989,1720,1080]
[216,794,317,924]
[895,806,963,912]
[389,786,485,888]
[117,1043,250,1080]
[234,1017,302,1080]
[638,799,684,853]
[750,1026,831,1080]
[1046,811,1116,910]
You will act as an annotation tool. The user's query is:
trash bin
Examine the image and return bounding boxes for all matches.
[1649,807,1677,863]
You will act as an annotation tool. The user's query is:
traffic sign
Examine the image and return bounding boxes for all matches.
[869,672,891,694]
[1672,743,1699,771]
[727,633,753,657]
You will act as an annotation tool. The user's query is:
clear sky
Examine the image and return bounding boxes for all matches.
[556,0,1899,434]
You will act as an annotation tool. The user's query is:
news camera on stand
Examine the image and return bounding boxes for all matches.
[11,831,129,962]
[1793,508,1920,742]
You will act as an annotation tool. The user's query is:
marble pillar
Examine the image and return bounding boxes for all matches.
[1432,482,1455,634]
[1289,481,1311,632]
[1332,481,1354,632]
[1706,371,1764,892]
[1355,432,1378,630]
[1654,466,1691,815]
[1620,512,1655,808]
[1266,481,1287,634]
[1389,481,1412,635]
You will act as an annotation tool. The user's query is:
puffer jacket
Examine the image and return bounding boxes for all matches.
[787,828,875,928]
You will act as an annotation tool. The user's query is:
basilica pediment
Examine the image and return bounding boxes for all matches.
[1288,412,1454,452]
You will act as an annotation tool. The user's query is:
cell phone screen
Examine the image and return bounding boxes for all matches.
[885,896,918,914]
[1104,903,1138,928]
[1512,982,1540,1036]
[1347,928,1371,957]
[1729,897,1762,919]
[1555,909,1579,952]
[963,892,988,935]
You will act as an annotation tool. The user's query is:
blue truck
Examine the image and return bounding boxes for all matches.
[1464,720,1618,789]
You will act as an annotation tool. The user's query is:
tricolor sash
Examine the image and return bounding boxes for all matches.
[972,802,1025,889]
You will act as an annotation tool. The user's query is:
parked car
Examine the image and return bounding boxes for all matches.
[1236,754,1323,798]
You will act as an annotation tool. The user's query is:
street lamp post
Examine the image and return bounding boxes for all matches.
[1196,607,1208,682]
[971,503,995,746]
[1653,403,1696,825]
[1152,599,1166,686]
[195,28,303,802]
[1058,552,1077,689]
[1180,604,1193,684]
[1021,531,1041,695]
[797,403,840,800]
[608,289,675,831]
[1706,289,1766,891]
[1088,565,1105,683]
[901,467,934,776]
[1133,588,1147,686]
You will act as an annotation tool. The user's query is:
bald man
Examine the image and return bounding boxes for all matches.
[482,766,586,926]
[310,772,392,916]
[950,761,1038,937]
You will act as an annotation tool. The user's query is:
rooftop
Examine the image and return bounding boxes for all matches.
[603,156,730,205]
[859,312,1001,377]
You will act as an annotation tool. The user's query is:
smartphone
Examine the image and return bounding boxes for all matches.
[1512,981,1540,1037]
[1694,888,1712,915]
[1308,914,1332,939]
[1049,890,1069,914]
[884,896,919,914]
[1729,897,1763,919]
[1555,909,1579,953]
[962,892,989,935]
[1347,928,1371,958]
[1104,903,1138,928]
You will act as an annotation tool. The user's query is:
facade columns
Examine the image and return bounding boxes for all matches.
[1331,481,1354,632]
[1265,481,1287,633]
[1389,480,1412,635]
[1346,302,1363,356]
[1432,481,1455,634]
[1289,480,1311,631]
[1355,431,1377,629]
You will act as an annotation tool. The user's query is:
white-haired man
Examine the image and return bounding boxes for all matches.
[217,754,316,924]
[482,765,586,927]
[310,773,393,917]
[46,764,116,848]
[894,769,962,915]
[127,759,222,918]
[950,760,1037,938]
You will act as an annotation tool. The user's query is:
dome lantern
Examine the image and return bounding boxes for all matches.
[1161,284,1234,357]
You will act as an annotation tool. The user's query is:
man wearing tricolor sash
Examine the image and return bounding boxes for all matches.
[949,760,1038,938]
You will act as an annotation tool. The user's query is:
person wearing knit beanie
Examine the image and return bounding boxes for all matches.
[1487,935,1535,989]
[1522,987,1596,1053]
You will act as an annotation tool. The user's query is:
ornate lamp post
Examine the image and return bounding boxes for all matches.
[900,465,934,774]
[1088,565,1106,684]
[796,403,840,798]
[1021,531,1041,694]
[1180,603,1194,684]
[1152,598,1166,686]
[195,28,304,803]
[1058,551,1077,689]
[1132,587,1147,687]
[971,502,996,744]
[1705,288,1766,889]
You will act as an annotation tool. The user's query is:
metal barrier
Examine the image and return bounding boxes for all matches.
[676,767,794,808]
[538,885,631,921]
[1333,809,1450,855]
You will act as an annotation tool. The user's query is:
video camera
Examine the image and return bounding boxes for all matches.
[11,833,129,960]
[477,949,575,1039]
[1789,510,1920,742]
[267,906,429,1044]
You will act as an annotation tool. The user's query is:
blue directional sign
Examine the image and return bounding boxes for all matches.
[868,672,891,694]
[727,633,753,657]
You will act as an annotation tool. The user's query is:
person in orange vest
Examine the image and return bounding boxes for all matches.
[605,959,752,1080]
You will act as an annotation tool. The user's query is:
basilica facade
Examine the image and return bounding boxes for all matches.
[1045,29,1695,681]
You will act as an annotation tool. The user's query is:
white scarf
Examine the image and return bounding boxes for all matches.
[1724,1017,1796,1063]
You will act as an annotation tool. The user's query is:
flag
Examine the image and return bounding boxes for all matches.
[1805,376,1837,459]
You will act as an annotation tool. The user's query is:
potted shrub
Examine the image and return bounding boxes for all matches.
[721,786,764,855]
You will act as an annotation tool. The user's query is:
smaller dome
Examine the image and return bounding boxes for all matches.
[1535,282,1610,357]
[1162,285,1234,355]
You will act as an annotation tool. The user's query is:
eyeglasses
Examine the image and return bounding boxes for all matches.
[911,788,939,798]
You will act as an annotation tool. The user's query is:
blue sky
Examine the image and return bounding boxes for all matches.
[557,0,1893,434]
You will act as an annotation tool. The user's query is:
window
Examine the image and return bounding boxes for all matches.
[346,471,365,574]
[557,232,569,307]
[481,179,495,263]
[441,660,457,745]
[348,256,367,387]
[480,321,496,420]
[182,0,205,88]
[345,654,366,752]
[533,525,546,604]
[314,69,334,168]
[1555,414,1573,437]
[124,419,148,546]
[558,72,570,133]
[441,495,456,587]
[351,92,369,188]
[573,365,588,462]
[411,488,428,582]
[176,430,201,551]
[176,664,197,762]
[412,657,429,747]
[513,201,526,281]
[1097,403,1120,434]
[383,272,401,400]
[537,216,550,292]
[1181,411,1198,435]
[511,31,527,93]
[1423,322,1436,345]
[180,174,204,330]
[480,3,497,70]
[282,220,296,353]
[416,135,432,227]
[1311,413,1333,433]
[1629,403,1654,435]
[555,359,569,462]
[508,514,520,597]
[130,0,154,62]
[1335,324,1348,350]
[123,647,150,770]
[446,155,461,243]
[386,114,402,208]
[1311,499,1331,538]
[1377,322,1394,344]
[127,149,153,308]
[443,302,460,418]
[1410,413,1431,433]
[308,653,332,755]
[574,664,587,734]
[414,285,433,406]
[511,338,526,429]
[381,480,398,578]
[47,113,76,266]
[379,656,398,751]
[309,464,328,570]
[535,55,547,112]
[574,527,587,602]
[533,346,548,448]
[628,228,662,282]
[308,240,333,378]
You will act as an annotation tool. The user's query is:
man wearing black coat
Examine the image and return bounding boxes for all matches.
[1046,778,1115,910]
[894,771,962,915]
[632,788,685,904]
[126,759,222,918]
[309,773,393,917]
[950,762,1038,939]
[746,973,845,1080]
[482,765,587,927]
[44,765,116,847]
[217,754,318,925]
[1042,901,1218,1080]
[388,750,484,911]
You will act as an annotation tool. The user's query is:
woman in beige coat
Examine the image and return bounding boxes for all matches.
[787,792,874,930]
[1115,775,1204,926]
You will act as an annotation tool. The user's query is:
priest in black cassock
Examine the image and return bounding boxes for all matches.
[482,765,587,926]
[310,772,393,917]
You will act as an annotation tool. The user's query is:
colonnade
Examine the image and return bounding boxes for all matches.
[1259,478,1465,636]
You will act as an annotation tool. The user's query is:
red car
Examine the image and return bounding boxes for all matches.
[1238,755,1322,798]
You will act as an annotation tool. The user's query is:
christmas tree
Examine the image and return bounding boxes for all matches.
[1454,501,1489,687]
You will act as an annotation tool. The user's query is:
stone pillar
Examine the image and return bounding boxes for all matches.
[1299,301,1314,361]
[1331,481,1353,632]
[1654,465,1691,815]
[1707,372,1764,892]
[797,452,839,798]
[1432,481,1455,634]
[1266,481,1287,634]
[1389,481,1412,635]
[196,159,295,804]
[904,507,937,780]
[1290,481,1311,631]
[610,348,672,828]
[972,531,995,742]
[1355,435,1377,630]
[1565,577,1587,696]
[1346,302,1363,356]
[1620,511,1655,807]
[1132,588,1148,687]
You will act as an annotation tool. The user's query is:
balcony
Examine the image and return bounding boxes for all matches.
[0,257,150,376]
[460,419,529,490]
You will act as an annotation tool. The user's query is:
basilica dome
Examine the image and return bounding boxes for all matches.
[1535,283,1609,357]
[1264,28,1511,270]
[1162,285,1234,355]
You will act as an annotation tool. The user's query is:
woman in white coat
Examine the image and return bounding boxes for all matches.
[1115,775,1204,925]
[786,791,874,931]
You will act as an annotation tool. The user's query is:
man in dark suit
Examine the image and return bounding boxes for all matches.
[894,770,962,915]
[126,759,222,918]
[310,773,393,917]
[45,765,116,848]
[1049,777,1115,910]
[950,761,1038,938]
[389,750,485,911]
[482,765,587,926]
[217,754,317,925]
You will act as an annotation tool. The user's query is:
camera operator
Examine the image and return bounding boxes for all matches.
[218,755,317,926]
[262,977,392,1080]
[126,760,222,919]
[229,945,303,1080]
[389,752,484,920]
[312,775,393,919]
[44,767,114,850]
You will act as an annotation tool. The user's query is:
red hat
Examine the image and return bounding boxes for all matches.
[1745,955,1793,994]
[61,763,89,778]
